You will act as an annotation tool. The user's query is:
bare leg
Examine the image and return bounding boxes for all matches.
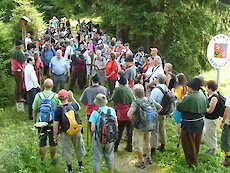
[50,146,56,160]
[39,147,46,161]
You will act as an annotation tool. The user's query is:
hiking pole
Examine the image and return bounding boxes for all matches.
[86,120,89,146]
[175,136,181,156]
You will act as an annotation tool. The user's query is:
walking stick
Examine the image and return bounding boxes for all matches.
[175,136,181,156]
[86,53,94,146]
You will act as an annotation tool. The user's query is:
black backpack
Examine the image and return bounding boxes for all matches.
[60,103,82,135]
[216,92,226,117]
[168,72,177,90]
[156,86,177,115]
[134,99,158,132]
[95,108,118,144]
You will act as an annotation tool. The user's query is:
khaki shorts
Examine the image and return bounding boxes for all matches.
[59,132,86,161]
[133,128,151,152]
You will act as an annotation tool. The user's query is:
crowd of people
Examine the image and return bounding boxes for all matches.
[10,16,230,172]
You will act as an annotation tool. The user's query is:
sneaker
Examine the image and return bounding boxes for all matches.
[65,168,73,173]
[205,149,215,156]
[221,158,230,166]
[78,165,84,172]
[145,157,153,165]
[135,161,146,169]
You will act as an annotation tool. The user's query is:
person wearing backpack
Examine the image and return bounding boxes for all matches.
[32,78,60,164]
[149,73,169,154]
[89,93,117,173]
[204,80,220,156]
[164,63,177,90]
[53,89,86,173]
[127,84,162,169]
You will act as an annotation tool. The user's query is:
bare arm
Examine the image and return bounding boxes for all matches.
[33,110,37,124]
[207,96,218,114]
[91,123,96,132]
[68,91,81,110]
[53,121,59,143]
[220,107,230,129]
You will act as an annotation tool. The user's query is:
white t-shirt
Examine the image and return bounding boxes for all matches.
[149,65,165,83]
[24,63,39,91]
[225,93,230,125]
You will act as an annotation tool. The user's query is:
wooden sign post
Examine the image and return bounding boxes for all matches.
[20,16,30,50]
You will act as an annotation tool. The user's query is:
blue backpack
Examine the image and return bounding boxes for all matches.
[37,92,55,123]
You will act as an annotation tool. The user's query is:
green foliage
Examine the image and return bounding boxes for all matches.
[0,60,14,109]
[0,21,13,60]
[10,0,45,40]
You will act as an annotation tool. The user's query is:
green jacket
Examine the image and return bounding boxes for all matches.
[177,91,208,114]
[177,91,209,133]
[111,85,134,104]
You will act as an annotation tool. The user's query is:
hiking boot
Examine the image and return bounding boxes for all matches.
[125,147,132,152]
[145,156,153,165]
[205,149,215,156]
[135,161,146,169]
[157,145,165,152]
[65,168,73,173]
[114,147,118,152]
[221,158,230,166]
[78,165,84,172]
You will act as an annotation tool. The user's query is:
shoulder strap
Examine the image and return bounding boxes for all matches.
[48,92,56,100]
[38,92,45,100]
[156,86,165,95]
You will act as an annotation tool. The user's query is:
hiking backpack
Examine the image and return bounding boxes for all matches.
[134,99,158,132]
[37,92,55,123]
[216,92,226,117]
[168,72,177,90]
[95,108,118,144]
[61,103,82,136]
[156,86,177,115]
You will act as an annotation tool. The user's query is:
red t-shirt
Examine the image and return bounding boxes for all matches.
[86,105,98,117]
[11,59,25,72]
[106,60,118,80]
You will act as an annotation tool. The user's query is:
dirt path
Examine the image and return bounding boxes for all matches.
[114,142,164,173]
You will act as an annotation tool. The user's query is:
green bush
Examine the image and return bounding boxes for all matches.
[10,0,45,40]
[0,59,14,109]
[0,21,13,60]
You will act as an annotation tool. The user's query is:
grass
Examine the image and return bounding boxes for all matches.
[0,95,229,173]
[1,66,230,173]
[201,63,230,96]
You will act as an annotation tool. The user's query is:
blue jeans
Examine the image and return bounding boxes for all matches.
[28,88,37,120]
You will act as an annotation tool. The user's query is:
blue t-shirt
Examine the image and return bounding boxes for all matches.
[89,106,117,138]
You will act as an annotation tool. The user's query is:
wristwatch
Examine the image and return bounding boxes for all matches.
[222,120,225,124]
